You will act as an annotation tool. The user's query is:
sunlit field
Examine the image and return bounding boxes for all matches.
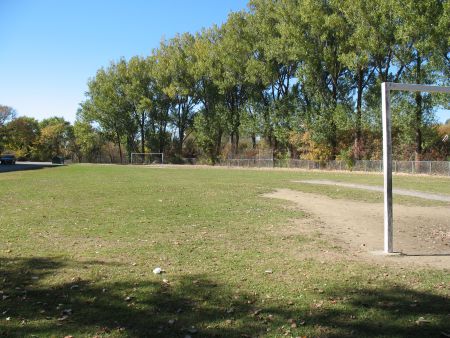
[0,164,449,337]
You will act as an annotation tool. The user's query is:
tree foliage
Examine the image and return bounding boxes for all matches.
[4,0,449,163]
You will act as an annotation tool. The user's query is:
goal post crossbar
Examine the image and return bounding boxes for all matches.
[130,152,164,164]
[381,82,450,253]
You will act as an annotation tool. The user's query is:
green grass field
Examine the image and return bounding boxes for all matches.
[0,164,449,337]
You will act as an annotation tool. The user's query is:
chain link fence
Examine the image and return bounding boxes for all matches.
[219,159,450,176]
[72,154,450,176]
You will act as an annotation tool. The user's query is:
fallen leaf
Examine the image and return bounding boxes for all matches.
[416,317,431,325]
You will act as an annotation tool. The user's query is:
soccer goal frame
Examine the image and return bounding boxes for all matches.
[381,82,450,253]
[130,152,164,165]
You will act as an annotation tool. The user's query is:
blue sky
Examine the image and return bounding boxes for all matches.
[0,0,248,122]
[0,0,448,123]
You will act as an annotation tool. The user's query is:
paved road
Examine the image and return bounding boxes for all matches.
[294,179,450,202]
[0,161,63,173]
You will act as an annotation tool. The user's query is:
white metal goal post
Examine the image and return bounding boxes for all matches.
[130,152,164,165]
[381,82,450,253]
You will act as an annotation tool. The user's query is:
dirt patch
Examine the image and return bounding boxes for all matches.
[295,179,450,202]
[264,189,450,270]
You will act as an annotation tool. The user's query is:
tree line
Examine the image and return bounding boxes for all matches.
[0,106,70,161]
[2,0,449,163]
[1,102,135,162]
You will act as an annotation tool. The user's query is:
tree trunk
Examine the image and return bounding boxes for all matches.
[230,133,235,155]
[159,122,165,154]
[116,132,123,164]
[330,83,338,159]
[140,114,145,154]
[178,125,184,155]
[414,92,423,162]
[177,103,184,154]
[414,55,423,163]
[126,136,134,164]
[354,66,364,160]
[215,129,223,162]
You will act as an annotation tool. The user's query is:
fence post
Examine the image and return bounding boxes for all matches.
[429,161,432,175]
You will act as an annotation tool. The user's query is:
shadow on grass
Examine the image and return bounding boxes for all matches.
[0,162,63,174]
[0,256,449,337]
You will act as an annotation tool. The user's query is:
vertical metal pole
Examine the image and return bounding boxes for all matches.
[382,82,393,253]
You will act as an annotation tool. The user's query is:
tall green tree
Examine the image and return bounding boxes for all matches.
[191,27,225,162]
[73,119,104,162]
[35,117,74,160]
[394,0,446,161]
[337,0,382,159]
[291,0,353,158]
[0,105,17,152]
[154,33,199,154]
[81,62,138,162]
[247,0,301,151]
[3,117,39,159]
[213,11,254,153]
[123,56,154,154]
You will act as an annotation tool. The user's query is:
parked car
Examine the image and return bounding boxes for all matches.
[0,154,16,165]
[52,156,65,164]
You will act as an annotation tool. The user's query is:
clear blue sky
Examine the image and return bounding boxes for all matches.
[0,0,448,123]
[0,0,248,122]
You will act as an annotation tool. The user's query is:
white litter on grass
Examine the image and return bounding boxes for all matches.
[187,326,198,333]
[153,267,164,274]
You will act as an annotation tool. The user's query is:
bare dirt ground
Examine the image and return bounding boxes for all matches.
[295,179,450,202]
[264,189,450,270]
